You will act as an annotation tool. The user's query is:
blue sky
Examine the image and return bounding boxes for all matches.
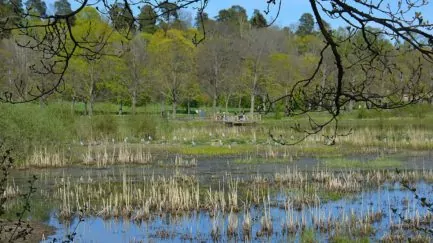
[206,0,313,27]
[204,0,433,29]
[56,0,433,30]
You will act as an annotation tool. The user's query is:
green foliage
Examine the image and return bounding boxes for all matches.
[330,235,369,243]
[296,13,315,36]
[25,0,46,16]
[274,102,284,120]
[90,115,118,139]
[0,103,75,161]
[250,9,267,28]
[122,115,157,140]
[54,0,75,25]
[216,5,247,24]
[394,104,432,119]
[301,228,316,243]
[138,4,158,33]
[109,3,134,31]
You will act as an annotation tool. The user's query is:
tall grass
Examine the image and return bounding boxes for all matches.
[2,102,433,165]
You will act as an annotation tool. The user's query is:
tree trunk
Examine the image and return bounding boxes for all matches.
[39,96,45,108]
[250,94,255,115]
[224,94,231,113]
[89,96,94,116]
[212,94,217,115]
[118,102,123,115]
[187,98,191,117]
[89,64,95,116]
[160,99,166,118]
[84,101,88,116]
[238,96,242,110]
[71,96,76,115]
[131,90,137,115]
[250,72,258,115]
[172,100,177,119]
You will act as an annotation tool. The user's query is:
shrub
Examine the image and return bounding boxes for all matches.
[91,115,118,139]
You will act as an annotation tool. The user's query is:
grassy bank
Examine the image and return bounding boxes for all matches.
[1,102,433,167]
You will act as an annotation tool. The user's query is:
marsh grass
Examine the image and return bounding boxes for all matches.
[3,102,433,167]
[18,166,433,241]
[322,157,403,169]
[26,147,68,168]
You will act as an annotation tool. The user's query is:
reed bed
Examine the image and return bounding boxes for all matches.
[46,168,433,241]
[1,179,20,199]
[83,144,153,167]
[25,147,68,168]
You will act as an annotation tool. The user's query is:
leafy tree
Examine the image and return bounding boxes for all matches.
[217,5,247,23]
[160,1,178,22]
[216,5,248,36]
[241,28,280,114]
[296,13,314,36]
[109,2,134,32]
[116,33,151,115]
[149,29,196,118]
[197,24,240,113]
[138,4,157,33]
[0,0,23,38]
[65,7,117,116]
[24,0,46,16]
[250,9,267,28]
[54,0,75,25]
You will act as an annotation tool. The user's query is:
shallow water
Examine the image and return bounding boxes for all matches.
[41,182,433,242]
[7,154,433,242]
[12,151,433,185]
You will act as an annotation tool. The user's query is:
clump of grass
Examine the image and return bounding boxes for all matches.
[242,208,251,240]
[227,209,238,237]
[322,157,403,169]
[301,228,316,243]
[174,155,197,167]
[2,179,20,199]
[211,211,220,241]
[26,147,68,168]
[257,196,273,237]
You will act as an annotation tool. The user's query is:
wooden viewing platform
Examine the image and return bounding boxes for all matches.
[223,120,256,126]
[215,113,260,126]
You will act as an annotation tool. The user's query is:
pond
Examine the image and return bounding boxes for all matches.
[7,154,433,242]
[43,182,432,242]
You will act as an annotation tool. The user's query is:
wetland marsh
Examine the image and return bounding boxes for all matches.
[2,104,433,242]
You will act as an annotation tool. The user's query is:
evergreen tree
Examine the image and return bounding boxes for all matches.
[138,4,157,33]
[250,9,267,28]
[25,0,46,16]
[0,0,23,38]
[54,0,75,25]
[296,13,314,36]
[216,5,247,24]
[109,2,134,32]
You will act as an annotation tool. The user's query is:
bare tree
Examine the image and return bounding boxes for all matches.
[268,0,433,145]
[197,22,240,114]
[0,0,209,103]
[1,0,432,144]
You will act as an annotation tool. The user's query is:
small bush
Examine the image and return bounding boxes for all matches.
[123,115,157,140]
[91,115,118,139]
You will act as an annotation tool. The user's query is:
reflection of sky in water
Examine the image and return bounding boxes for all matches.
[43,182,433,242]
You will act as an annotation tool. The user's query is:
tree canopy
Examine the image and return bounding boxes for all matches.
[0,0,432,143]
